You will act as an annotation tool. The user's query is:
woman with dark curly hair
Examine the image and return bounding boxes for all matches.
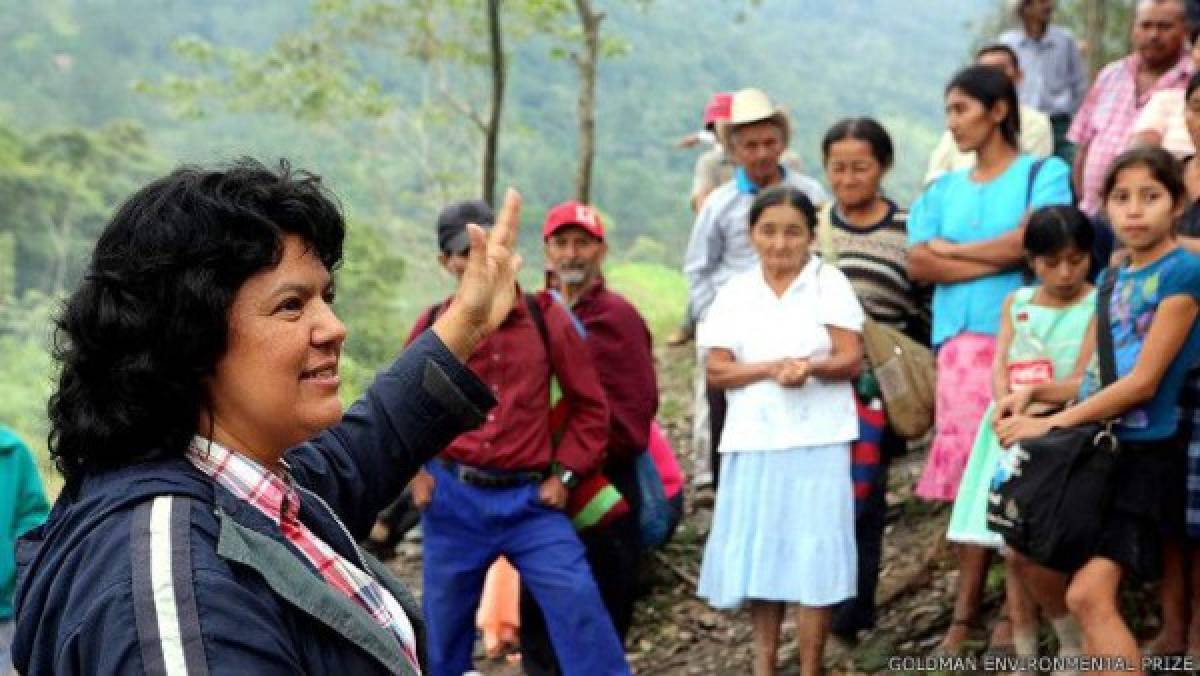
[10,159,522,676]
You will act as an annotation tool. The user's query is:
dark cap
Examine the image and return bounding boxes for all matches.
[437,199,494,254]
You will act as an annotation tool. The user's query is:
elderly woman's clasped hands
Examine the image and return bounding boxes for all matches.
[770,357,812,387]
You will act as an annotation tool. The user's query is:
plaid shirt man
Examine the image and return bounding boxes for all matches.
[187,437,421,673]
[1068,51,1193,214]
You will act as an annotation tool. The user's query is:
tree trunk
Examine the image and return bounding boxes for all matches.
[573,0,603,204]
[1084,0,1106,80]
[483,0,505,206]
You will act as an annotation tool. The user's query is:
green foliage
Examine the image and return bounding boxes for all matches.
[0,291,62,491]
[604,261,686,340]
[0,119,159,295]
[335,218,409,402]
[0,0,996,485]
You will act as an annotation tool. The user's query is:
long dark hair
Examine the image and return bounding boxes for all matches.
[945,64,1021,148]
[49,158,345,487]
[1101,145,1186,206]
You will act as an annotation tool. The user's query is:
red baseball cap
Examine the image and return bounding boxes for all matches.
[703,92,732,126]
[542,201,605,241]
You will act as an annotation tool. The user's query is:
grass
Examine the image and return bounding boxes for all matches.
[604,261,687,341]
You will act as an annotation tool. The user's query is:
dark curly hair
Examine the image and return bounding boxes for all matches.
[49,158,345,487]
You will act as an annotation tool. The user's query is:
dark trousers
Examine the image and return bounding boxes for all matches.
[706,386,728,491]
[520,461,643,676]
[833,426,902,635]
[1050,113,1076,167]
[377,488,419,541]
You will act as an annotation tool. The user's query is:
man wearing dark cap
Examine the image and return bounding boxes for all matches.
[519,201,659,676]
[402,200,630,676]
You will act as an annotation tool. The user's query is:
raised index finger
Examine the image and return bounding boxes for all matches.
[490,187,523,251]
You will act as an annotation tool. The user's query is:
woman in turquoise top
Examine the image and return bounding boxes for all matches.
[1000,147,1200,666]
[908,64,1074,653]
[0,425,49,673]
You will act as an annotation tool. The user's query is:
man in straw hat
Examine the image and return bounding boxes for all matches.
[667,93,806,349]
[682,87,828,490]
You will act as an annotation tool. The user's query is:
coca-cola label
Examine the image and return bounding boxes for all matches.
[1008,358,1053,387]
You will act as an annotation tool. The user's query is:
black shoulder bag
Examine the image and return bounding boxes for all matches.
[987,269,1120,572]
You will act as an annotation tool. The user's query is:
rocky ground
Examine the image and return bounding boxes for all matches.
[385,344,1163,675]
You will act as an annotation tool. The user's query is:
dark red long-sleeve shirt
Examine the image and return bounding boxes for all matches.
[405,293,609,475]
[568,279,659,465]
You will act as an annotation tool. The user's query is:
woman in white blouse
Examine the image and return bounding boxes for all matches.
[696,185,865,676]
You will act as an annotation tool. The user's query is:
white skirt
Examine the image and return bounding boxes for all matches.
[697,443,857,609]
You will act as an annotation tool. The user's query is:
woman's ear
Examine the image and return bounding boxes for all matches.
[990,99,1011,128]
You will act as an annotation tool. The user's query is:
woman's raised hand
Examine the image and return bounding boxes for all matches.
[434,188,524,361]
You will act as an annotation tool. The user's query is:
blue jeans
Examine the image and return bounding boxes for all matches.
[420,461,630,676]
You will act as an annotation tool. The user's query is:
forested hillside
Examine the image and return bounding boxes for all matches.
[0,0,997,480]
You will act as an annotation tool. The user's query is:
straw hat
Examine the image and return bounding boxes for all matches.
[721,88,790,147]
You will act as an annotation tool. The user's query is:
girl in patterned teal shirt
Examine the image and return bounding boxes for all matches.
[999,146,1200,665]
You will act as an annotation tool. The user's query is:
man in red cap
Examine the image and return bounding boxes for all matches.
[401,199,630,676]
[686,92,734,212]
[674,92,730,153]
[519,201,660,676]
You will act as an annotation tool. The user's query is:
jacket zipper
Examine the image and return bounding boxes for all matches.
[296,486,371,572]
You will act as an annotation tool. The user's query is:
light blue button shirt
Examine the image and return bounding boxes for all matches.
[683,166,828,321]
[998,25,1088,117]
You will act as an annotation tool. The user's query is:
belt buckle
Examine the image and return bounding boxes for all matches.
[460,465,504,488]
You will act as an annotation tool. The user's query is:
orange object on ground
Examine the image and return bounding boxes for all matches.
[475,556,520,658]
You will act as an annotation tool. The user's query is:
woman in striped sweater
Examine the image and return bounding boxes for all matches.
[817,117,928,641]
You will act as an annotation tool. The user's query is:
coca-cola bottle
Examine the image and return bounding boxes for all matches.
[1007,310,1053,388]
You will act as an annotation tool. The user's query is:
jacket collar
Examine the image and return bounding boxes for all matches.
[214,495,424,676]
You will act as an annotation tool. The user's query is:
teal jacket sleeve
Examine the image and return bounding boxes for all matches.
[13,445,49,539]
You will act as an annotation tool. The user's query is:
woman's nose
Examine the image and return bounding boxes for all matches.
[313,299,347,346]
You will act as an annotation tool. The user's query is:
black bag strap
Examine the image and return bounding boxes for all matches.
[1096,269,1118,388]
[524,293,551,354]
[423,301,442,330]
[1026,157,1047,208]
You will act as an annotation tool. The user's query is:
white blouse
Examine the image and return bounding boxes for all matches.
[697,257,865,452]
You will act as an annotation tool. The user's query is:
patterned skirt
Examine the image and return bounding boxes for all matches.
[915,332,996,502]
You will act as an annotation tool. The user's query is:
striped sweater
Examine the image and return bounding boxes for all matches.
[827,200,930,343]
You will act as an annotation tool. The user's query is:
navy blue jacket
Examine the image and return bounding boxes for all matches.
[12,331,495,676]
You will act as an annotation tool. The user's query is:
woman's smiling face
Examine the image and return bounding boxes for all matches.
[205,234,346,457]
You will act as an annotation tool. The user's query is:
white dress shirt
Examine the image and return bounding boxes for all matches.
[697,257,864,452]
